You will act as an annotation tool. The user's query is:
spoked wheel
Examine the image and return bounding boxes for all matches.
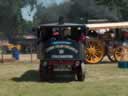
[114,46,125,61]
[107,46,117,62]
[85,38,105,64]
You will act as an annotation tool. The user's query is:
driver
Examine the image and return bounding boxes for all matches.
[51,28,60,40]
[64,27,71,39]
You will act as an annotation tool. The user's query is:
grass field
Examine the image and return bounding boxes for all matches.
[0,62,128,96]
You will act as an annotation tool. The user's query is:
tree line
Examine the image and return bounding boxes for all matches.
[0,0,128,38]
[0,0,37,38]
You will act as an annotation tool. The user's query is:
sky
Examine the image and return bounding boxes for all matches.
[21,0,64,21]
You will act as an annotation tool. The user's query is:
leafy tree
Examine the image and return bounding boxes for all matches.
[33,1,71,25]
[0,0,37,38]
[96,0,128,20]
[33,0,128,25]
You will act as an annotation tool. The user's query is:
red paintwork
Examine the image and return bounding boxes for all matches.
[48,60,75,65]
[123,32,128,38]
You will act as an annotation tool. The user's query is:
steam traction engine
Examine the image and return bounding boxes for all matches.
[85,22,128,64]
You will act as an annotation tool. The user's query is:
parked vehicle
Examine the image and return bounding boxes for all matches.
[86,22,128,64]
[35,22,86,81]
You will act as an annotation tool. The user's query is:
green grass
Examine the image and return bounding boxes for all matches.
[0,63,128,96]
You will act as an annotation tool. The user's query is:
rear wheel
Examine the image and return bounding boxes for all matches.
[114,46,125,61]
[107,47,117,62]
[39,64,48,81]
[76,63,85,81]
[85,38,105,64]
[39,60,52,81]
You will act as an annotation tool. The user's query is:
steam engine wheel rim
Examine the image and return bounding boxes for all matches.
[114,46,125,61]
[85,39,105,64]
[107,47,117,62]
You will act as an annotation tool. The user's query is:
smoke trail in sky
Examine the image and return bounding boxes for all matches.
[22,0,64,21]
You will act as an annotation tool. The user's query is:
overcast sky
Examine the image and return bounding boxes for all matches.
[21,0,64,21]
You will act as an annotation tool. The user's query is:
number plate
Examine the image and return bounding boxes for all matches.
[54,65,71,71]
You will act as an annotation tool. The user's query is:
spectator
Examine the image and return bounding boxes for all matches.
[78,32,86,43]
[64,27,72,39]
[12,47,20,61]
[51,28,61,40]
